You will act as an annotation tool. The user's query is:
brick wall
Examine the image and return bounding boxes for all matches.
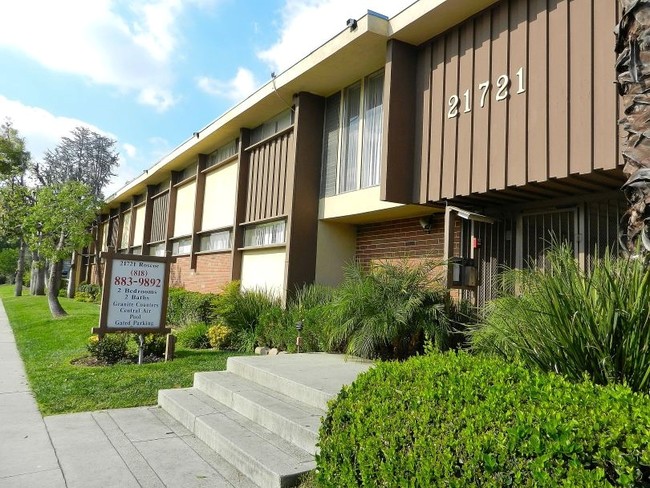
[170,252,232,293]
[356,215,447,267]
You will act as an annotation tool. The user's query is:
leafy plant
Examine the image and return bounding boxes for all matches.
[207,324,232,350]
[214,281,281,352]
[471,244,650,393]
[166,288,218,327]
[317,352,650,487]
[87,334,130,365]
[175,323,211,349]
[138,333,167,358]
[76,282,101,302]
[325,260,471,360]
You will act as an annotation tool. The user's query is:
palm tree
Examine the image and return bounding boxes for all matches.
[617,0,650,254]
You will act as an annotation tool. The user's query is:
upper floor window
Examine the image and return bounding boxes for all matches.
[244,219,286,248]
[249,110,293,146]
[321,70,384,197]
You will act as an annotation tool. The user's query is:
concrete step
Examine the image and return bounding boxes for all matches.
[226,354,373,410]
[158,388,315,488]
[194,371,324,455]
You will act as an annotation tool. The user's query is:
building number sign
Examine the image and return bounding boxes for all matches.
[448,67,525,118]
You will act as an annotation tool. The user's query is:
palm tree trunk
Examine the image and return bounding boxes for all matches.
[617,0,650,254]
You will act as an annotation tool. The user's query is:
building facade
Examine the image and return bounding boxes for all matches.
[80,0,624,305]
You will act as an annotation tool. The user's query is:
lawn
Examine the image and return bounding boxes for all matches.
[2,285,242,415]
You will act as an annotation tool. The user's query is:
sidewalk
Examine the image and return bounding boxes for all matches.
[0,300,256,488]
[0,299,65,487]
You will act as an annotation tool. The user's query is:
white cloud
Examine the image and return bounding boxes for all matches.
[258,0,415,73]
[0,0,204,112]
[197,68,259,102]
[123,143,138,158]
[0,95,152,197]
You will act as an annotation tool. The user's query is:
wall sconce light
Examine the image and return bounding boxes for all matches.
[346,18,357,31]
[419,215,435,234]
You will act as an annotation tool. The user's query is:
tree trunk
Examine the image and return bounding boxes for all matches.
[47,231,67,317]
[93,236,103,285]
[66,250,77,298]
[30,250,45,295]
[616,0,650,254]
[14,237,25,297]
[47,259,66,317]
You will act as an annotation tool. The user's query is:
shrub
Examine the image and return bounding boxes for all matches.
[175,323,211,349]
[76,282,101,303]
[214,281,281,352]
[166,288,218,327]
[471,245,650,393]
[207,324,232,350]
[317,352,650,487]
[138,333,167,357]
[87,334,130,365]
[326,260,472,360]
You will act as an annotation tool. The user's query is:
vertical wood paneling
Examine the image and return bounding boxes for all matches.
[527,0,548,182]
[593,1,618,170]
[416,46,432,204]
[489,1,509,191]
[548,0,569,178]
[507,0,528,186]
[441,31,460,198]
[244,131,293,222]
[472,12,492,194]
[569,0,593,174]
[428,42,446,201]
[456,22,474,196]
[412,0,619,203]
[284,132,296,214]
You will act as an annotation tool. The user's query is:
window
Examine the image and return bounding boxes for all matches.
[321,71,384,197]
[199,230,231,252]
[148,242,166,257]
[172,237,192,256]
[207,140,238,169]
[131,246,142,255]
[249,110,293,146]
[244,220,286,247]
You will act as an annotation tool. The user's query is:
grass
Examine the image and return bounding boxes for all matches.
[1,285,242,415]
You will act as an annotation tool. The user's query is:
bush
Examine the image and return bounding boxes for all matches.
[175,323,211,349]
[87,334,130,365]
[325,260,472,360]
[138,333,167,357]
[257,284,334,353]
[166,288,218,326]
[214,281,281,352]
[471,245,650,393]
[207,324,232,350]
[317,352,650,487]
[76,282,101,303]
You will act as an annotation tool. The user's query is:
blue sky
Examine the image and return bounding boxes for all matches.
[0,0,414,196]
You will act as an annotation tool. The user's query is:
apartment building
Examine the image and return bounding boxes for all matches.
[81,0,624,305]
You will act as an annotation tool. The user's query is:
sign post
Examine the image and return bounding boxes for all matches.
[93,248,175,363]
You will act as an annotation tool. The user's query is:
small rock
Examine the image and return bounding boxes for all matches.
[278,351,288,355]
[255,346,270,355]
[268,348,279,356]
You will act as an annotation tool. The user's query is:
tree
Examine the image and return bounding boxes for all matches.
[0,120,31,296]
[616,1,650,254]
[32,126,119,296]
[25,182,100,317]
[33,126,119,199]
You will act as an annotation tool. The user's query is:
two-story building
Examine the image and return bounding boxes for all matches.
[80,0,624,306]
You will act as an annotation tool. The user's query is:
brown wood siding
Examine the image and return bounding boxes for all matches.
[244,130,294,222]
[149,192,169,242]
[416,0,619,203]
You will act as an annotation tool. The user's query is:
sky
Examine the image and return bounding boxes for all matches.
[0,0,416,197]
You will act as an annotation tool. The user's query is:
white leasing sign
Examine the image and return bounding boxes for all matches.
[105,258,166,329]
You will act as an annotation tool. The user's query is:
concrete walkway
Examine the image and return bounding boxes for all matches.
[0,300,267,488]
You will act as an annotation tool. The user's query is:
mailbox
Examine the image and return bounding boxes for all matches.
[449,257,478,288]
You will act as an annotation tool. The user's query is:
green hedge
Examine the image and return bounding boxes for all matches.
[166,288,218,326]
[317,353,650,487]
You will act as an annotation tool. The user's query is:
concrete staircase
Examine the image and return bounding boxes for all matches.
[158,353,372,488]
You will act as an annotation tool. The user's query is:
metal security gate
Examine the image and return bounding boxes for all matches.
[517,209,578,270]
